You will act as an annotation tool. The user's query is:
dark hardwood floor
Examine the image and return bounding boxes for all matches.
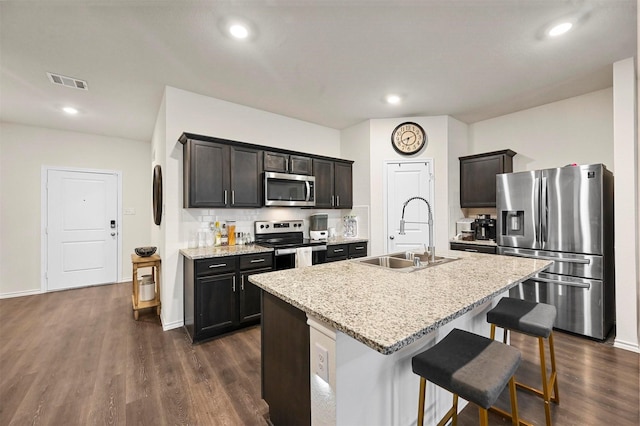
[1,282,638,425]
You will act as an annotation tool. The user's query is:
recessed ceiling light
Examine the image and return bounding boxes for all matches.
[548,22,573,37]
[385,94,401,105]
[62,107,78,115]
[229,24,249,39]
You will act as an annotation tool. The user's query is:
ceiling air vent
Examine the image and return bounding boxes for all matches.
[46,72,88,90]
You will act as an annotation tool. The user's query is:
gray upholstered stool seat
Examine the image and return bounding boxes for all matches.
[487,297,556,338]
[487,297,560,426]
[411,328,522,426]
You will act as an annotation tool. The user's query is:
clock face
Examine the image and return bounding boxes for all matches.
[391,122,427,155]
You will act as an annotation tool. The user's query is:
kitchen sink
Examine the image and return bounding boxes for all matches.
[354,252,458,272]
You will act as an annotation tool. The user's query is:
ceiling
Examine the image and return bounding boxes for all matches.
[0,0,636,142]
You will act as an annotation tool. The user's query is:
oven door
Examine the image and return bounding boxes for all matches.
[264,172,315,207]
[274,246,327,270]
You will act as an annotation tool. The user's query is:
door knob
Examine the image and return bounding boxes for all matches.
[389,235,395,240]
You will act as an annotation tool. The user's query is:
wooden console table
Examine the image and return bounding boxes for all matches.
[131,253,161,320]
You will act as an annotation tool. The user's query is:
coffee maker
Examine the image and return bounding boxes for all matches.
[474,214,496,241]
[309,213,328,240]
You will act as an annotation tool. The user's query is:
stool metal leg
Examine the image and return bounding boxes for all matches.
[418,377,426,426]
[508,376,520,426]
[538,336,552,426]
[549,331,560,404]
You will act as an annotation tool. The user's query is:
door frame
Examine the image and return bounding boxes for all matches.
[40,166,123,293]
[383,159,435,253]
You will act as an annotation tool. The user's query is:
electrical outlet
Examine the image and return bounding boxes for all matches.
[123,208,136,215]
[315,343,329,383]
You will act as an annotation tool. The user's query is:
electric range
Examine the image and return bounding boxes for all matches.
[254,220,327,269]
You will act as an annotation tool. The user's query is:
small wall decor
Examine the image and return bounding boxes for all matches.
[153,165,163,225]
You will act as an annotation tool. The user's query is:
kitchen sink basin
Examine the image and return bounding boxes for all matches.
[354,252,458,272]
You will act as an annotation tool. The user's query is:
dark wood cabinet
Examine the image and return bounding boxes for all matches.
[181,136,262,208]
[449,242,497,254]
[184,252,273,343]
[459,149,516,208]
[326,241,368,262]
[313,159,353,209]
[264,151,312,175]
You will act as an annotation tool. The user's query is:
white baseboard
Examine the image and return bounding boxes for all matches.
[162,318,184,331]
[613,338,640,353]
[0,288,42,299]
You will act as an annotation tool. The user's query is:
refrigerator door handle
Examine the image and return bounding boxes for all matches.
[534,177,540,244]
[533,276,591,289]
[541,177,548,244]
[501,250,590,264]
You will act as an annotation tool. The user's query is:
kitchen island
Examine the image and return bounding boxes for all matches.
[249,251,551,426]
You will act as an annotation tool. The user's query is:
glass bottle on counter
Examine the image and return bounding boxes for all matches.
[221,223,228,246]
[212,221,222,246]
[227,221,236,246]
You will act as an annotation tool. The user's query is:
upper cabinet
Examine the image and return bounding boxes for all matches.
[264,152,312,175]
[181,135,262,208]
[460,149,516,208]
[313,159,353,209]
[180,132,353,209]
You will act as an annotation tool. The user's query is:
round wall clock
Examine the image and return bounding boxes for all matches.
[153,165,162,226]
[391,122,427,155]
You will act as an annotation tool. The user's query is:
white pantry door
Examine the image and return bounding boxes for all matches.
[386,161,434,253]
[47,169,118,291]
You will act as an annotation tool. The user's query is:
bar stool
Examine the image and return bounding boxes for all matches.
[411,328,522,426]
[487,297,559,426]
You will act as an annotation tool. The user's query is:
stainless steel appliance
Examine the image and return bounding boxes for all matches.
[497,164,614,339]
[309,213,328,241]
[264,172,315,207]
[474,215,496,241]
[254,220,326,269]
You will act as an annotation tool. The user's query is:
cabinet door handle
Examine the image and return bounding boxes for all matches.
[336,195,340,207]
[333,248,344,253]
[355,246,364,250]
[231,190,235,205]
[331,195,334,207]
[241,275,245,291]
[209,263,227,268]
[232,276,236,292]
[224,190,228,205]
[464,248,479,252]
[250,259,266,263]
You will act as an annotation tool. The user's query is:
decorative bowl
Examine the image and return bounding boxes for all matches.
[135,246,157,257]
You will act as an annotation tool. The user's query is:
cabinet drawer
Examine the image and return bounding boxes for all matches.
[240,252,273,270]
[348,242,368,258]
[195,257,238,276]
[327,244,348,258]
[450,242,497,254]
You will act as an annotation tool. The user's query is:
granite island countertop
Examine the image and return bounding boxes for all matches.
[249,251,551,355]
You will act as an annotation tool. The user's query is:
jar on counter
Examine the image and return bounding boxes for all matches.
[227,221,236,246]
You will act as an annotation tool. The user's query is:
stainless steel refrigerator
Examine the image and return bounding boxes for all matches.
[497,164,614,340]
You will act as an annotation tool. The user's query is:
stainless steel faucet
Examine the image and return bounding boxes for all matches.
[399,196,435,263]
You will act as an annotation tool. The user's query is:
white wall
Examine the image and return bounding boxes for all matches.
[0,122,151,297]
[613,57,639,352]
[340,120,371,208]
[156,86,342,329]
[446,117,470,237]
[469,88,614,172]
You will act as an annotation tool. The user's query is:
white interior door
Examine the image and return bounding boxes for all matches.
[386,161,433,253]
[47,169,118,291]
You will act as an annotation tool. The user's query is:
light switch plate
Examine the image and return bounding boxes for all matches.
[124,208,136,215]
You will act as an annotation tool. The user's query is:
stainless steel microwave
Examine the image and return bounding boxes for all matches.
[264,172,315,207]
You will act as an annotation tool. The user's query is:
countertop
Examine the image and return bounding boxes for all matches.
[180,238,369,260]
[180,245,273,260]
[450,238,497,246]
[249,250,551,355]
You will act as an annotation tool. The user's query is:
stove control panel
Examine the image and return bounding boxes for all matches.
[255,220,304,235]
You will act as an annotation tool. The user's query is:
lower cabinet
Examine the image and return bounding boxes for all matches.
[184,252,273,343]
[449,242,497,254]
[326,241,368,262]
